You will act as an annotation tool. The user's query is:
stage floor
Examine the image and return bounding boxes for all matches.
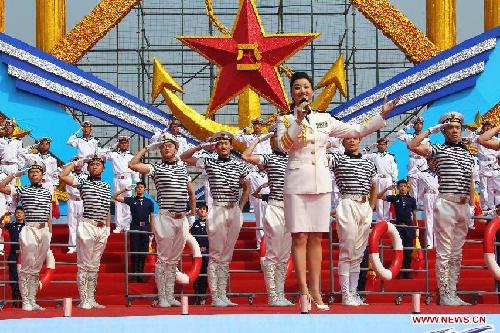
[1,303,499,319]
[1,304,499,333]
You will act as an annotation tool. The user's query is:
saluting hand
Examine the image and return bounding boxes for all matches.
[380,96,401,119]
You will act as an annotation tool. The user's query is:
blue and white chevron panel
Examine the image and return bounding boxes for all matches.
[0,32,198,145]
[331,27,500,123]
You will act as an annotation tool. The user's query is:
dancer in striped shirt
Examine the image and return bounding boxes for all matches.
[60,154,111,309]
[0,161,52,311]
[329,138,377,306]
[129,133,196,307]
[409,112,475,306]
[242,131,293,306]
[182,131,250,307]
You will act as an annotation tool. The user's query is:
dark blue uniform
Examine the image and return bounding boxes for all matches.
[386,194,417,278]
[5,221,24,306]
[191,218,208,304]
[124,196,154,282]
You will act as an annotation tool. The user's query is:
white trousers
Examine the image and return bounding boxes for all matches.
[207,205,243,264]
[19,225,51,275]
[408,176,423,206]
[253,198,266,247]
[154,210,189,265]
[263,203,291,265]
[479,174,500,210]
[336,199,372,276]
[204,179,213,208]
[331,173,340,209]
[77,218,108,273]
[433,198,469,271]
[67,200,84,250]
[113,177,132,231]
[375,176,393,221]
[423,193,438,248]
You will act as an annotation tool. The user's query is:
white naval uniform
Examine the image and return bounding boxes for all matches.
[398,131,429,205]
[0,136,25,219]
[67,135,100,158]
[234,130,272,155]
[470,133,500,211]
[66,172,88,251]
[276,110,386,233]
[245,170,269,247]
[106,150,140,231]
[327,137,344,209]
[363,151,398,221]
[417,170,439,248]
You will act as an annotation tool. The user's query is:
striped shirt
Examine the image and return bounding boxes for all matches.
[14,185,52,223]
[196,156,250,203]
[329,152,376,195]
[259,152,288,202]
[75,177,111,221]
[429,143,475,195]
[149,162,189,212]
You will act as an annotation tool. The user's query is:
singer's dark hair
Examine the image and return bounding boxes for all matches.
[289,72,314,90]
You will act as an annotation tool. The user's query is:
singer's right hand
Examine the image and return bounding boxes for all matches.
[296,98,310,123]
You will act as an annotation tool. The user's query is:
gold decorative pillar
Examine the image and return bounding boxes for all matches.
[485,0,500,31]
[426,0,456,51]
[36,0,66,52]
[0,0,4,33]
[238,87,261,129]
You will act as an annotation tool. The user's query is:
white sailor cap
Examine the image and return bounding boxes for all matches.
[251,117,264,125]
[28,160,46,173]
[211,131,234,142]
[87,153,106,164]
[160,132,179,148]
[38,137,52,143]
[438,112,464,125]
[118,135,130,142]
[413,116,424,124]
[82,120,93,127]
[4,119,15,127]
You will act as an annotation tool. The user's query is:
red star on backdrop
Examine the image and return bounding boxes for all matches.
[178,0,319,117]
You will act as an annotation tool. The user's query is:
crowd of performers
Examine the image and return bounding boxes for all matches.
[0,71,500,312]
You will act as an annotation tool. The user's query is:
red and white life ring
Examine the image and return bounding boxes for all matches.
[259,238,293,277]
[483,217,500,281]
[175,233,202,285]
[17,249,55,291]
[368,221,403,281]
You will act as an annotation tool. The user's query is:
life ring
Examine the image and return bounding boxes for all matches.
[175,234,202,285]
[259,238,293,277]
[17,249,55,291]
[368,221,403,281]
[483,217,500,280]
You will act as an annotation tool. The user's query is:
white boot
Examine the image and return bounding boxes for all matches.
[275,263,293,306]
[340,274,358,306]
[165,263,181,306]
[349,272,367,306]
[263,262,280,306]
[448,260,471,306]
[29,274,45,311]
[437,261,456,306]
[208,261,227,307]
[87,272,106,309]
[19,272,33,311]
[77,270,92,309]
[155,263,170,307]
[217,263,237,306]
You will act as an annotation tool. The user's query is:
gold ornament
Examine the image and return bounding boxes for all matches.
[485,0,500,31]
[484,101,500,126]
[36,0,66,52]
[0,0,4,33]
[152,57,183,101]
[310,54,347,112]
[50,0,139,64]
[426,0,456,51]
[238,88,261,128]
[352,0,440,63]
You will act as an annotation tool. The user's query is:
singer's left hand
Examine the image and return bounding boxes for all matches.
[380,96,401,119]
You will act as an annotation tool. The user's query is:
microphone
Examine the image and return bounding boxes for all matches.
[299,98,312,115]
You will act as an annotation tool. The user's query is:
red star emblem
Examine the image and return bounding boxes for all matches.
[178,0,319,117]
